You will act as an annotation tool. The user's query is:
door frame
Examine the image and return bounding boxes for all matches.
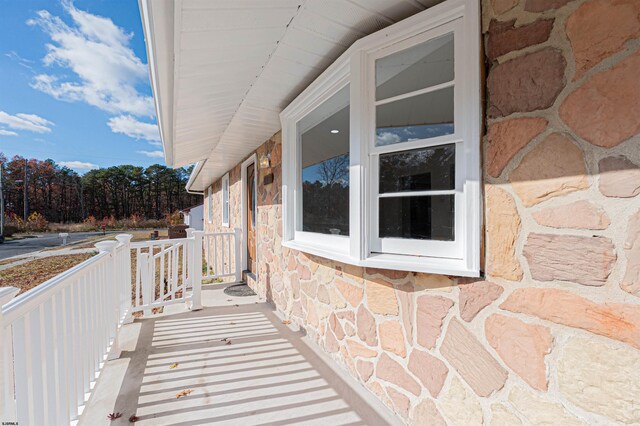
[241,154,258,275]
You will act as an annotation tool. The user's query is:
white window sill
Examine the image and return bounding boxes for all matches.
[282,239,480,277]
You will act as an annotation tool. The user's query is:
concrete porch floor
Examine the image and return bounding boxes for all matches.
[80,283,400,426]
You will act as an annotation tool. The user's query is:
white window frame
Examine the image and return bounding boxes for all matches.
[207,186,213,224]
[221,173,230,227]
[280,0,481,276]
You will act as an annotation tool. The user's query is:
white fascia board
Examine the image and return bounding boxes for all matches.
[138,0,175,166]
[186,160,206,194]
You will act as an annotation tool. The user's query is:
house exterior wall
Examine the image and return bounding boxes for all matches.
[184,205,204,230]
[204,0,640,423]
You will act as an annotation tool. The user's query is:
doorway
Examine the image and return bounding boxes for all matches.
[241,155,257,279]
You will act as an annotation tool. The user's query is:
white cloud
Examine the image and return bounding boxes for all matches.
[137,150,164,158]
[0,111,54,133]
[28,2,154,117]
[59,160,99,170]
[108,115,160,143]
[0,130,18,136]
[376,131,402,146]
[5,51,35,71]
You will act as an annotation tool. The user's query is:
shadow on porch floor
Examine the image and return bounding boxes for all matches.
[80,284,399,425]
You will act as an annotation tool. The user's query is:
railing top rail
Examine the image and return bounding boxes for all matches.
[130,237,191,248]
[152,241,184,259]
[204,231,236,237]
[1,251,110,323]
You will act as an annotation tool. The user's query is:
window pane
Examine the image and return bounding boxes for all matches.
[379,144,455,193]
[376,33,454,101]
[376,86,454,146]
[379,195,454,241]
[299,85,350,236]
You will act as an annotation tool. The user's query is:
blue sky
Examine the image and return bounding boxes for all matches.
[0,0,164,173]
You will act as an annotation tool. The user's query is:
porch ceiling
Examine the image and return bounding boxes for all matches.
[140,0,444,192]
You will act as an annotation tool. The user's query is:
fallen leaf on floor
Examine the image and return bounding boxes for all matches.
[227,299,232,302]
[221,337,228,342]
[129,414,139,423]
[176,389,193,399]
[235,304,239,307]
[107,412,122,420]
[282,320,291,325]
[169,363,178,369]
[229,322,236,325]
[225,340,232,345]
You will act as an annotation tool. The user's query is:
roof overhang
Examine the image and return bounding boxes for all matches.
[139,0,444,192]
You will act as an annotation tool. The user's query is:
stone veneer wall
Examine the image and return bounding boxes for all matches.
[204,0,640,423]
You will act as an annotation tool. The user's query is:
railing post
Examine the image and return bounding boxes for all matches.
[191,230,204,311]
[186,228,195,239]
[94,241,119,360]
[115,234,133,325]
[139,253,153,316]
[234,227,242,283]
[185,227,195,290]
[0,287,20,422]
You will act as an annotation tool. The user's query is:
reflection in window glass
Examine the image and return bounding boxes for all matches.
[379,144,455,193]
[299,85,350,236]
[379,195,454,241]
[376,86,454,146]
[376,33,454,101]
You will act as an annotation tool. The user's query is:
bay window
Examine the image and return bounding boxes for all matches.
[281,0,480,276]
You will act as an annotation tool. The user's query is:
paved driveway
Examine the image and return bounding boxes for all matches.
[0,232,113,260]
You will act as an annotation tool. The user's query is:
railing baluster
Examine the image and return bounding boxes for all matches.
[29,307,46,426]
[234,228,242,282]
[90,268,100,376]
[0,287,19,422]
[227,235,232,276]
[42,299,58,425]
[135,247,141,307]
[160,243,165,300]
[204,236,209,277]
[55,290,71,424]
[99,264,106,361]
[81,274,92,394]
[70,281,83,410]
[12,316,29,424]
[214,235,219,277]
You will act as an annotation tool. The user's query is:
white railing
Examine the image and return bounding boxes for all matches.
[0,236,132,425]
[0,227,242,425]
[203,228,242,282]
[131,236,196,314]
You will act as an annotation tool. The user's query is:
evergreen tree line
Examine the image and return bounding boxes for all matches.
[0,153,200,224]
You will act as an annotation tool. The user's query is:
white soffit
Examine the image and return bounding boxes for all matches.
[141,0,444,191]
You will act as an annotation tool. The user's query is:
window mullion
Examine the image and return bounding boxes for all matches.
[374,80,454,107]
[350,50,367,261]
[378,190,456,198]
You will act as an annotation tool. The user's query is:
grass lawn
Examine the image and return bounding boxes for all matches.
[0,253,97,295]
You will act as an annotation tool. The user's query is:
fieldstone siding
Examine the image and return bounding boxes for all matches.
[203,0,640,423]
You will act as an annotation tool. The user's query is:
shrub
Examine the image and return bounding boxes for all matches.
[25,212,48,232]
[167,210,183,225]
[83,215,98,228]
